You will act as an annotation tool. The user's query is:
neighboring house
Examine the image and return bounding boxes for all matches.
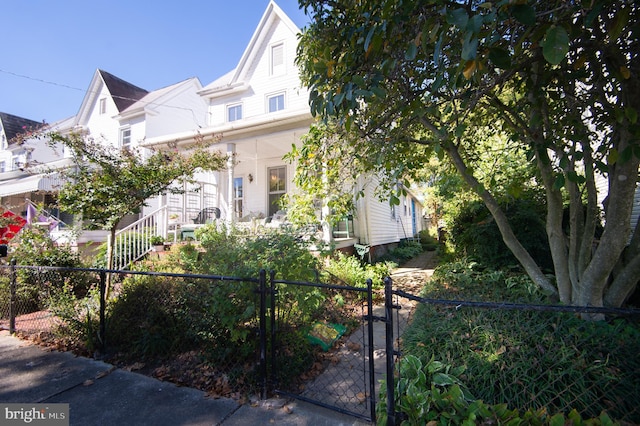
[0,112,63,214]
[0,1,424,261]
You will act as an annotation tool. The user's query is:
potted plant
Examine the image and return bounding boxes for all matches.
[150,235,165,251]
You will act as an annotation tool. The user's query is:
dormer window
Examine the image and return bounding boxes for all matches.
[99,98,107,114]
[227,104,242,122]
[268,93,285,113]
[120,127,131,147]
[270,43,284,76]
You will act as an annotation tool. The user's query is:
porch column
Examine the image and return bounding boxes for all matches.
[227,143,236,226]
[321,155,333,243]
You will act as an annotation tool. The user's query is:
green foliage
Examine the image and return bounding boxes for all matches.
[45,131,225,269]
[378,355,618,426]
[400,260,640,423]
[158,225,327,328]
[149,235,164,245]
[377,240,424,265]
[322,251,394,291]
[106,275,235,359]
[448,197,552,270]
[47,284,102,352]
[9,227,91,312]
[418,230,439,251]
[296,0,640,307]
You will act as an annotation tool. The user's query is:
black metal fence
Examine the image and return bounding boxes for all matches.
[384,279,640,426]
[0,261,377,421]
[2,261,640,425]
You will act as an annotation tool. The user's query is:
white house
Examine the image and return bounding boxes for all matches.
[0,1,424,263]
[142,0,425,255]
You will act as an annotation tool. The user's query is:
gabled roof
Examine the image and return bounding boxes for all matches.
[0,112,44,145]
[99,69,149,112]
[199,1,301,97]
[74,69,148,127]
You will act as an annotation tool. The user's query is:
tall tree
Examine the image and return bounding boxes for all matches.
[46,131,225,271]
[296,0,640,307]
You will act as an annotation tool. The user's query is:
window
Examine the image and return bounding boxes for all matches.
[268,166,286,216]
[233,177,244,219]
[99,98,107,114]
[268,93,285,112]
[120,128,131,147]
[270,43,284,75]
[0,161,5,173]
[227,104,242,122]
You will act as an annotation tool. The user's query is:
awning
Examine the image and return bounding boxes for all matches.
[0,174,64,197]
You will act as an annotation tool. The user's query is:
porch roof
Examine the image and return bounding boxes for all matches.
[0,173,63,197]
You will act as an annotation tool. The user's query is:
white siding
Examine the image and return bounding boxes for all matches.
[206,14,308,127]
[145,83,208,138]
[85,84,120,146]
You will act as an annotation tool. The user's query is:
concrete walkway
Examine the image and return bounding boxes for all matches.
[0,330,367,425]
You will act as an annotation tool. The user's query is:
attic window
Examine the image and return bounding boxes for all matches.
[99,98,107,114]
[270,43,284,76]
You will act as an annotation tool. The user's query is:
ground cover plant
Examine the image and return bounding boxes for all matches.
[397,259,640,424]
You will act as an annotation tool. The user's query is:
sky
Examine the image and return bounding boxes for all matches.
[0,0,310,124]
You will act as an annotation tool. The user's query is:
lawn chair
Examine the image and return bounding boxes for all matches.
[192,207,221,224]
[181,207,221,240]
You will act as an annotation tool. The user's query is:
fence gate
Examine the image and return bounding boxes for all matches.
[268,275,379,422]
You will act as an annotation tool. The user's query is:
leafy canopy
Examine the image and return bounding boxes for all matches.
[296,0,640,307]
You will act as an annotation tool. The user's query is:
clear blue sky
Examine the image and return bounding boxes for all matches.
[0,0,310,124]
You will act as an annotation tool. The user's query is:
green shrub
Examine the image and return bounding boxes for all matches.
[47,283,102,353]
[419,230,439,251]
[106,274,238,359]
[448,197,552,270]
[322,251,394,291]
[377,240,423,265]
[10,227,91,312]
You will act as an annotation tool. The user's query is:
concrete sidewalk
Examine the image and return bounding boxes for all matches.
[0,331,368,426]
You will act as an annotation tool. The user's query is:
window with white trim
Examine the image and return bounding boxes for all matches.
[120,127,131,147]
[99,98,107,114]
[268,166,286,216]
[268,93,285,113]
[270,43,284,76]
[227,104,242,122]
[233,177,244,219]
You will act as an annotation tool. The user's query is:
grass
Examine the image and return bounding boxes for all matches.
[400,259,640,424]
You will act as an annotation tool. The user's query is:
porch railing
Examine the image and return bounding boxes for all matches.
[110,206,168,270]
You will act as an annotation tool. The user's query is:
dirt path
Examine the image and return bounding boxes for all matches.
[390,250,439,295]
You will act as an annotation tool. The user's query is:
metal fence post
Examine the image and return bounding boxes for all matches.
[366,278,377,423]
[99,270,107,352]
[9,258,17,334]
[269,270,277,392]
[384,276,396,426]
[258,269,268,400]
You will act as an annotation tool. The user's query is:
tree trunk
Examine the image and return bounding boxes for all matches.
[445,142,558,296]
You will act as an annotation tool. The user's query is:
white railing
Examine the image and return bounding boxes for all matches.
[109,206,168,270]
